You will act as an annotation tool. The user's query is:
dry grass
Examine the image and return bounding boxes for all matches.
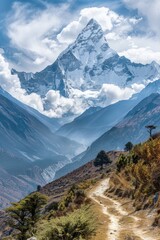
[119,230,141,240]
[90,202,109,240]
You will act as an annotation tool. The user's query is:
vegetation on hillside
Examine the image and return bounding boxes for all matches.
[5,180,97,240]
[6,193,47,240]
[37,206,96,240]
[93,150,111,169]
[114,137,160,226]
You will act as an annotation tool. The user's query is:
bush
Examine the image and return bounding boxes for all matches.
[38,207,96,240]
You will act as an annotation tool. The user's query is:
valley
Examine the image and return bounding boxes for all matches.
[0,11,160,240]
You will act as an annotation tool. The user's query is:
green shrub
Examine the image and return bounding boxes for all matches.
[38,206,96,240]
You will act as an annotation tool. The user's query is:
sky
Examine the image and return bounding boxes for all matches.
[0,0,159,72]
[0,0,159,118]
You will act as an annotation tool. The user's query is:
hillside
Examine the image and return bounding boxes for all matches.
[0,88,83,208]
[0,150,120,239]
[79,93,160,164]
[57,79,160,146]
[40,151,120,199]
[1,137,160,240]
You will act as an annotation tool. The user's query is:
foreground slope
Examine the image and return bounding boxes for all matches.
[1,140,160,240]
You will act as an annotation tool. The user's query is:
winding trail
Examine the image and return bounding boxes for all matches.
[89,179,159,240]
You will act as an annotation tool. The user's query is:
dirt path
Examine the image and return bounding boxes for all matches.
[89,179,160,240]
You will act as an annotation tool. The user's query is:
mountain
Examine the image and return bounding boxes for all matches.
[57,100,137,145]
[54,92,160,178]
[57,79,160,145]
[0,88,83,208]
[79,93,160,163]
[12,19,160,111]
[0,87,60,132]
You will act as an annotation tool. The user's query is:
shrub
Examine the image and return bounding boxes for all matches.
[38,207,96,240]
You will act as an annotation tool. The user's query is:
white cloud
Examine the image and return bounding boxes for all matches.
[119,47,160,64]
[57,21,83,44]
[0,51,146,118]
[44,90,74,118]
[123,0,160,36]
[57,6,137,45]
[6,2,71,72]
[7,5,139,71]
[100,83,145,104]
[0,52,44,112]
[2,4,160,118]
[5,2,160,71]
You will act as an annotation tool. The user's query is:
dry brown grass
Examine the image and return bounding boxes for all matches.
[90,202,109,240]
[119,230,141,240]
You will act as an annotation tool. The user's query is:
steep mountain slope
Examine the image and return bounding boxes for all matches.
[80,93,160,163]
[57,79,160,145]
[57,100,137,145]
[12,19,160,105]
[0,88,83,208]
[0,87,60,132]
[55,93,160,178]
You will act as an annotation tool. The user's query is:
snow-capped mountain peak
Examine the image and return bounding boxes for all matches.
[12,19,160,117]
[75,18,104,44]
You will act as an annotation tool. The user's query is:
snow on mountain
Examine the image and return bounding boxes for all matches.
[12,19,160,117]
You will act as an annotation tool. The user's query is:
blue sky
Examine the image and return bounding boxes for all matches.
[0,0,159,118]
[0,0,132,46]
[0,0,159,72]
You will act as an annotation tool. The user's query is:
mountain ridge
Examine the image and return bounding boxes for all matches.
[57,79,160,145]
[0,88,83,208]
[12,19,160,117]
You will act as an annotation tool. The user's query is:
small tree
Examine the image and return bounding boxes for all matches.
[6,192,47,240]
[145,125,156,138]
[94,150,111,170]
[124,142,133,152]
[37,185,41,192]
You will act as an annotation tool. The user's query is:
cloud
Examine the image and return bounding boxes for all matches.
[0,51,43,111]
[6,4,139,71]
[5,2,160,72]
[2,3,160,118]
[0,50,147,118]
[44,90,74,118]
[57,6,137,45]
[100,83,145,105]
[6,2,72,72]
[119,47,160,65]
[123,0,160,36]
